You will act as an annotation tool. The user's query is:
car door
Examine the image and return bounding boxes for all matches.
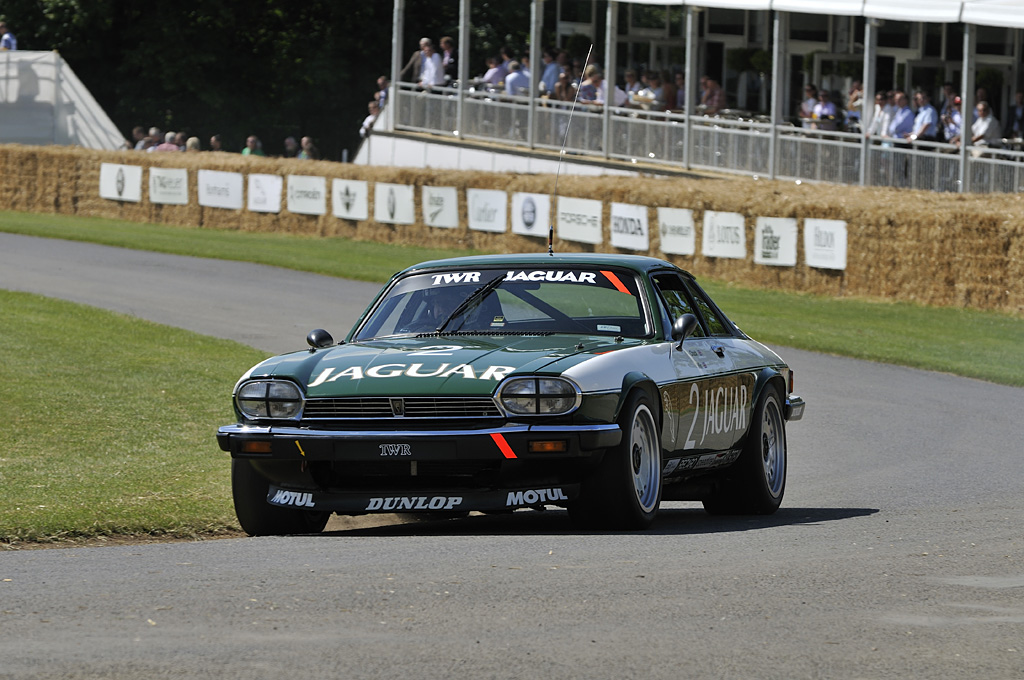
[652,272,754,460]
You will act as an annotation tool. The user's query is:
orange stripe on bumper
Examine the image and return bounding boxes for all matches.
[490,433,517,459]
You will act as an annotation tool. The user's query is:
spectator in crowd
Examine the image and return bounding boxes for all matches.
[505,60,529,96]
[440,36,457,83]
[623,69,641,96]
[360,101,380,138]
[553,71,574,102]
[209,134,225,152]
[185,136,201,152]
[174,131,188,150]
[375,75,390,107]
[812,89,838,130]
[799,84,818,127]
[242,135,266,156]
[865,90,895,138]
[540,48,561,95]
[1007,90,1024,139]
[939,81,957,118]
[887,91,914,139]
[845,80,863,129]
[577,67,603,106]
[482,55,504,87]
[969,101,1002,153]
[283,136,299,157]
[660,70,677,113]
[702,79,726,114]
[0,21,17,50]
[131,126,149,150]
[645,71,666,110]
[400,37,431,83]
[907,90,938,142]
[154,131,180,151]
[145,127,163,152]
[519,55,531,80]
[941,96,963,145]
[500,45,516,75]
[673,72,686,109]
[297,136,319,160]
[418,39,444,90]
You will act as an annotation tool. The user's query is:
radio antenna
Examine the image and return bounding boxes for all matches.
[549,43,594,256]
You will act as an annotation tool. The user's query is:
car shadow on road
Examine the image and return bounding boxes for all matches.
[318,506,879,538]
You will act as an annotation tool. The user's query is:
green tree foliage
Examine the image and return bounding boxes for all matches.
[0,0,551,159]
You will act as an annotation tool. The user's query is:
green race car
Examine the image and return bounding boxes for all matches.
[217,253,804,535]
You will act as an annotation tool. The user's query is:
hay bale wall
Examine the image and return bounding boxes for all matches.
[2,144,1021,314]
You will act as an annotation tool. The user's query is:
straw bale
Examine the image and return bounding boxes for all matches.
[1,144,1021,315]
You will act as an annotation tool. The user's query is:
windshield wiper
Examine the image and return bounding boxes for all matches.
[434,274,506,333]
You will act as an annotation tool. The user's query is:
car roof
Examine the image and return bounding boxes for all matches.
[399,253,694,279]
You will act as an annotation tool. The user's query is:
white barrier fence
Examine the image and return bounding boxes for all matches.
[392,83,1023,195]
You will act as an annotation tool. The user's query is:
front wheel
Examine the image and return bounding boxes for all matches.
[570,390,662,530]
[231,459,330,536]
[702,385,787,515]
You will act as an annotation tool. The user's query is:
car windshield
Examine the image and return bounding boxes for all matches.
[354,266,651,341]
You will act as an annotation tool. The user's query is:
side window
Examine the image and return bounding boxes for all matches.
[652,274,705,338]
[684,280,731,337]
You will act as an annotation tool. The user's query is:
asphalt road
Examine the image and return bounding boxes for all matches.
[1,233,1022,679]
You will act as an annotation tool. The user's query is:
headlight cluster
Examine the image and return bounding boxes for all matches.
[498,377,580,416]
[236,380,304,420]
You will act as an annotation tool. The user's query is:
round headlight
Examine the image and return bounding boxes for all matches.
[498,377,580,416]
[237,380,304,420]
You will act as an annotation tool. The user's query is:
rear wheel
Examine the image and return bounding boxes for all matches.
[702,385,787,515]
[570,390,662,530]
[231,459,330,536]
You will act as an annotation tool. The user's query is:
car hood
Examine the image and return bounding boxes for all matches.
[247,335,650,397]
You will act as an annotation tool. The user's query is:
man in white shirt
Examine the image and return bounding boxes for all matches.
[418,41,444,90]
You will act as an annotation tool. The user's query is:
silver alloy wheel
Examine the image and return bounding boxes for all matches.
[760,394,786,498]
[629,404,660,513]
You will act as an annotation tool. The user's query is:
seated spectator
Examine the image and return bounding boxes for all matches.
[185,137,201,152]
[242,135,266,156]
[297,136,319,160]
[174,131,188,150]
[154,132,181,151]
[360,101,380,138]
[812,90,838,131]
[131,126,148,150]
[505,60,530,96]
[209,134,226,152]
[145,127,163,152]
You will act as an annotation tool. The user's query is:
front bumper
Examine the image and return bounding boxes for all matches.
[217,423,622,462]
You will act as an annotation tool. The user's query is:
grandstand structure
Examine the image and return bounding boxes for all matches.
[364,0,1024,193]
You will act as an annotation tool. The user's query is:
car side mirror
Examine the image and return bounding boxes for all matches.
[306,328,335,351]
[671,314,698,349]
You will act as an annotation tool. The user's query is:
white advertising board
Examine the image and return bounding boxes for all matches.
[754,217,798,267]
[197,169,243,210]
[804,218,848,270]
[332,179,369,221]
[422,186,459,229]
[99,163,142,203]
[701,211,746,259]
[657,207,696,256]
[287,175,327,215]
[467,189,507,233]
[557,196,603,245]
[248,174,282,213]
[148,167,188,205]
[609,202,649,251]
[373,183,416,224]
[511,193,550,237]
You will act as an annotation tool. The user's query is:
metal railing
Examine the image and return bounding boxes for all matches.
[393,83,1023,194]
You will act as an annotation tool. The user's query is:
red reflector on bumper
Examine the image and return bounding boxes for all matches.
[241,441,273,454]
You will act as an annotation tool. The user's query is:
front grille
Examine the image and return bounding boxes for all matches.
[303,396,501,420]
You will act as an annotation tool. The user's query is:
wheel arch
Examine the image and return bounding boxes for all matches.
[616,371,662,426]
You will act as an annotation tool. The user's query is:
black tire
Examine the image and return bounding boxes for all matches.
[231,459,330,536]
[569,390,662,530]
[702,384,787,515]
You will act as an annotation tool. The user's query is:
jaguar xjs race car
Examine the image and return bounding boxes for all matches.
[217,253,804,535]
